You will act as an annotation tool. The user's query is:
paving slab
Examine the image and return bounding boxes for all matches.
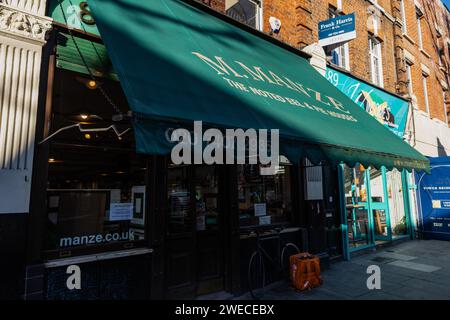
[235,240,450,300]
[388,260,441,273]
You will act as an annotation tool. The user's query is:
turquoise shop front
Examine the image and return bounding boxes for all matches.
[327,66,416,258]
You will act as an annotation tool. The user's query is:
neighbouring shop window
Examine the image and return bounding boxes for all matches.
[343,164,371,248]
[225,0,262,30]
[45,69,146,254]
[325,6,350,70]
[386,169,408,237]
[237,162,292,227]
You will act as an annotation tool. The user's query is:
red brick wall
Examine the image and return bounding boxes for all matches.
[399,0,449,123]
[203,0,450,124]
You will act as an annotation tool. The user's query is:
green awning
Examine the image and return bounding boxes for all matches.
[56,33,118,80]
[89,0,429,172]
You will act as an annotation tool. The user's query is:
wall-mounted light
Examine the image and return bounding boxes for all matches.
[76,76,101,90]
[86,80,99,90]
[84,133,92,140]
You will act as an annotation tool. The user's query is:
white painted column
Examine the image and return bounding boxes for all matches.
[0,0,51,213]
[302,43,327,77]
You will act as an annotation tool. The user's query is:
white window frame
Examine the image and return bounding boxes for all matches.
[422,73,430,116]
[444,91,448,124]
[255,0,263,31]
[406,63,413,95]
[400,0,407,34]
[326,6,350,71]
[416,10,423,49]
[369,37,384,87]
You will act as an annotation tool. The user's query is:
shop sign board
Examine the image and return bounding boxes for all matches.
[319,13,356,47]
[416,157,450,241]
[326,68,409,138]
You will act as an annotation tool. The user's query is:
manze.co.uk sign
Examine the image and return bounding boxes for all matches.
[318,13,356,47]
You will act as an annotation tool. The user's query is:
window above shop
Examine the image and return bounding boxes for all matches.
[225,0,262,31]
[369,37,384,88]
[324,5,350,71]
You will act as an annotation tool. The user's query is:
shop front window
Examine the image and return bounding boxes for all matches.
[387,169,408,237]
[194,166,219,231]
[237,163,292,227]
[167,165,191,234]
[45,69,146,256]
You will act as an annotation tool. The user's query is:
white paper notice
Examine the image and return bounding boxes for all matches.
[109,203,133,221]
[254,203,267,217]
[259,215,271,225]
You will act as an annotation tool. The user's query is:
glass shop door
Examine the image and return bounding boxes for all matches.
[368,167,391,242]
[344,164,373,250]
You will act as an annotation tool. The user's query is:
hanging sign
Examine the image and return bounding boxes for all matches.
[319,13,356,47]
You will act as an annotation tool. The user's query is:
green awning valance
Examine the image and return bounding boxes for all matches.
[56,33,118,80]
[89,0,429,172]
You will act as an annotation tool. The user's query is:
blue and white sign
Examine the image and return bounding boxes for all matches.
[416,157,450,241]
[326,68,409,138]
[319,13,356,47]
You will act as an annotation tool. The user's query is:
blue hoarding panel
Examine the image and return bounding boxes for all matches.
[416,157,450,241]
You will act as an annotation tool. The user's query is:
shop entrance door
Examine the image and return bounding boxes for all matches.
[367,167,391,242]
[344,165,373,250]
[165,165,225,298]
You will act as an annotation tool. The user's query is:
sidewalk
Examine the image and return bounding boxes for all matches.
[237,240,450,300]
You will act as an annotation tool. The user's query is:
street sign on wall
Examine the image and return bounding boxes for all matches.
[318,13,356,47]
[326,67,409,138]
[416,157,450,241]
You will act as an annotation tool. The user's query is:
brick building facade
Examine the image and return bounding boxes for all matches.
[204,0,450,155]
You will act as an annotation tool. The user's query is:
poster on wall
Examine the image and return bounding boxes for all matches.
[326,68,409,138]
[109,203,133,221]
[416,157,450,241]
